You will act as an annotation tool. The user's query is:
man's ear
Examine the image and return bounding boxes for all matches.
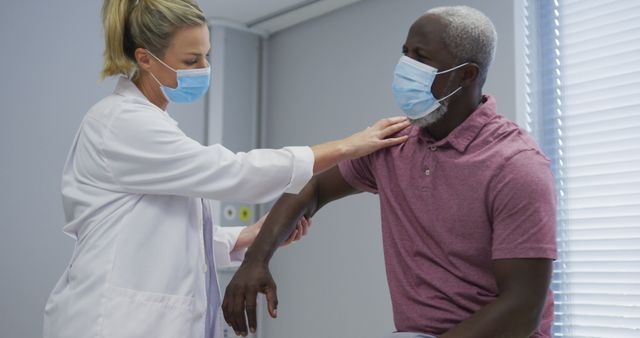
[134,48,152,72]
[460,63,480,87]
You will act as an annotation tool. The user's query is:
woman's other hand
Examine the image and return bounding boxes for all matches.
[233,214,311,251]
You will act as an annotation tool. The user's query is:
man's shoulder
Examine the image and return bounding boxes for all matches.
[481,115,550,165]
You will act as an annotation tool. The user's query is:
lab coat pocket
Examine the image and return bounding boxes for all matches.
[101,285,199,338]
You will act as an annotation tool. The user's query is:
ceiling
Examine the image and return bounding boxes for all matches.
[199,0,363,35]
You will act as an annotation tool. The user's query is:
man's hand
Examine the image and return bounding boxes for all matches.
[222,261,278,337]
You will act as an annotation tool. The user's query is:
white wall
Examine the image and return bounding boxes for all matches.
[263,1,517,337]
[0,2,204,337]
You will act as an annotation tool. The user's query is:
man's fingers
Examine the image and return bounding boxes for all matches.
[232,289,248,336]
[222,265,277,337]
[224,287,243,335]
[222,289,232,327]
[245,288,259,334]
[265,286,279,319]
[224,289,240,334]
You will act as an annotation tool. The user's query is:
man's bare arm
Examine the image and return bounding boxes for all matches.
[222,166,359,336]
[440,258,553,338]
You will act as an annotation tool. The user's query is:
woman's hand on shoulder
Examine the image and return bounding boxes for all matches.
[342,116,411,159]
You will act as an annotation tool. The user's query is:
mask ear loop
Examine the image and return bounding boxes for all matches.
[147,49,211,71]
[437,86,463,102]
[145,50,178,91]
[147,50,178,72]
[434,62,469,101]
[148,70,165,88]
[436,62,470,75]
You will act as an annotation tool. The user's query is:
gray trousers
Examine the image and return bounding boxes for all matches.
[384,333,437,338]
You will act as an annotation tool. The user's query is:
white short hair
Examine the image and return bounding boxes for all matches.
[425,6,497,80]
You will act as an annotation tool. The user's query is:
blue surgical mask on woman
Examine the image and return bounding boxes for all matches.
[147,50,211,103]
[392,55,468,119]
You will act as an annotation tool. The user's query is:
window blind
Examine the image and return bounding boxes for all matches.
[523,0,640,337]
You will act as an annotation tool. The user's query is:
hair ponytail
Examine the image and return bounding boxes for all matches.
[101,0,136,79]
[100,0,206,80]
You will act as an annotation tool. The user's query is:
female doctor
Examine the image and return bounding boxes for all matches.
[43,0,410,337]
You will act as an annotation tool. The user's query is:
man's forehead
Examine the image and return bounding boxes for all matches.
[408,14,446,43]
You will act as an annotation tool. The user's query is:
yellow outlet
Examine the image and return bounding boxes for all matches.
[239,207,251,222]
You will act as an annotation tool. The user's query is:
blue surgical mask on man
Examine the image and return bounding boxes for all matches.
[147,50,211,103]
[392,55,468,119]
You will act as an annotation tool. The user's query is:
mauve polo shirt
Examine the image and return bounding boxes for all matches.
[338,95,557,337]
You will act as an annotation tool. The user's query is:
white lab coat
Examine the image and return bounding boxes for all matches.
[43,77,314,338]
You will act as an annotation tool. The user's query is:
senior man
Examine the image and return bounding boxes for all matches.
[223,6,557,338]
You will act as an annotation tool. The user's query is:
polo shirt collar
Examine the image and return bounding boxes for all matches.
[416,95,496,153]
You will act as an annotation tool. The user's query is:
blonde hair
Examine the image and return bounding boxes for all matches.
[101,0,206,79]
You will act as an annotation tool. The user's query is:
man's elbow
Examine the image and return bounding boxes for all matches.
[519,302,545,335]
[502,293,547,336]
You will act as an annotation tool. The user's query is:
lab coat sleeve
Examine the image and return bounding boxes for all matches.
[213,225,246,268]
[101,105,314,203]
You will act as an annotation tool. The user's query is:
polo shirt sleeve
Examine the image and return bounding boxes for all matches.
[337,155,378,194]
[489,150,558,260]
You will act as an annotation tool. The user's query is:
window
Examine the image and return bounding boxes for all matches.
[522,0,640,336]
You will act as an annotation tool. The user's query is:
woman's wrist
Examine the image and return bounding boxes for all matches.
[232,225,257,252]
[336,137,355,160]
[310,139,351,173]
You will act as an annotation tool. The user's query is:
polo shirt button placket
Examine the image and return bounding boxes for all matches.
[426,146,437,177]
[426,144,438,177]
[419,144,436,192]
